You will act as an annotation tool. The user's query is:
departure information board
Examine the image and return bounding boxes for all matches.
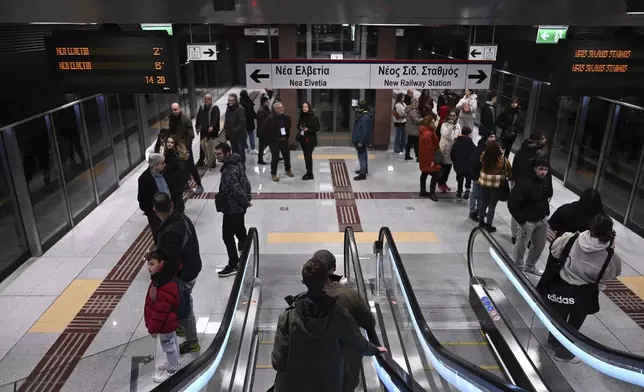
[554,39,644,96]
[45,31,179,94]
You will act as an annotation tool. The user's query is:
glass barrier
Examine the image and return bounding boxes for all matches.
[467,227,644,390]
[153,227,259,392]
[82,96,118,199]
[376,228,518,392]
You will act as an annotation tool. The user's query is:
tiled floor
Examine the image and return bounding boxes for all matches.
[1,96,644,391]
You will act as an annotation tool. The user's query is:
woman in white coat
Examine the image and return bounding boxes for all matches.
[456,89,478,131]
[438,109,461,192]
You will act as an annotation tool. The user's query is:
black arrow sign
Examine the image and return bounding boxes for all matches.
[470,49,481,58]
[250,69,270,83]
[203,48,215,57]
[468,69,488,84]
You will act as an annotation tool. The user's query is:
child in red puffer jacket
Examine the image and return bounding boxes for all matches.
[144,251,180,383]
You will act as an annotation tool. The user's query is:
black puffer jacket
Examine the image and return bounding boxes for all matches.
[470,138,487,181]
[450,135,476,175]
[296,111,320,146]
[512,139,548,182]
[256,105,271,139]
[508,172,553,225]
[155,211,202,286]
[218,153,252,215]
[272,292,380,392]
[224,103,247,143]
[239,92,256,132]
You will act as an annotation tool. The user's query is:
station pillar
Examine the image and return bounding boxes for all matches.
[373,26,396,150]
[278,25,299,147]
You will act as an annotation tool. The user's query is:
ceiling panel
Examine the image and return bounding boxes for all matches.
[0,0,643,25]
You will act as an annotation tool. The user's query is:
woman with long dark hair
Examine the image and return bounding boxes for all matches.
[297,101,320,180]
[418,89,435,118]
[497,97,525,158]
[478,140,512,232]
[392,93,407,155]
[418,114,442,201]
[164,135,189,192]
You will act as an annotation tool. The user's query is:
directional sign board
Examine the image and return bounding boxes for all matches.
[468,45,498,61]
[246,61,492,90]
[536,26,568,44]
[187,44,217,61]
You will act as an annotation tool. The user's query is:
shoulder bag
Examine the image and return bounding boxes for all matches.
[537,234,615,315]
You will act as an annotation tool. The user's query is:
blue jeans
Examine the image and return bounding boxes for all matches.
[356,145,368,174]
[247,129,256,150]
[469,181,481,214]
[232,141,246,165]
[479,186,500,226]
[394,126,406,153]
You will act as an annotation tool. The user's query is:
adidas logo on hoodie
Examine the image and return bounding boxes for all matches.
[547,294,575,305]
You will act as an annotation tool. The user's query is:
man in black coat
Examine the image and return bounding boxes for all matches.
[450,126,476,201]
[153,192,203,355]
[479,91,498,141]
[137,153,184,241]
[195,94,220,168]
[271,258,386,392]
[508,159,553,276]
[223,93,247,165]
[256,96,271,165]
[265,101,293,182]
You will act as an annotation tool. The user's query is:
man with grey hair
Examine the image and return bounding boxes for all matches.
[137,153,184,240]
[315,248,378,392]
[224,93,247,164]
[265,101,293,182]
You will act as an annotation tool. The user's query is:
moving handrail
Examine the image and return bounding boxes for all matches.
[377,227,522,392]
[343,227,422,392]
[467,227,644,387]
[152,227,260,392]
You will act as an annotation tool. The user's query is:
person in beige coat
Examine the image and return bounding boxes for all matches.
[438,109,461,191]
[404,98,422,161]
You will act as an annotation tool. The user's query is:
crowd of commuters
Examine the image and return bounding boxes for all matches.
[133,87,625,383]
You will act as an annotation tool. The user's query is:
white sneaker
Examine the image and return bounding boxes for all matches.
[158,361,179,372]
[398,151,405,156]
[154,368,177,383]
[250,149,259,155]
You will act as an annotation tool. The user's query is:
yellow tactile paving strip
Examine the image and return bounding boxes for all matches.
[618,276,644,301]
[296,154,376,160]
[267,232,438,244]
[30,279,103,333]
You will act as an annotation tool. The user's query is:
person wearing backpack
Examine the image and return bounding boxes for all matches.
[537,214,621,363]
[392,93,407,155]
[153,192,203,355]
[144,251,181,382]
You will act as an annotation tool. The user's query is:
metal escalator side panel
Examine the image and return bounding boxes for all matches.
[230,280,262,392]
[468,228,644,388]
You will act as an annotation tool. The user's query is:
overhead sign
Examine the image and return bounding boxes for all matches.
[244,28,278,36]
[536,26,568,44]
[468,44,498,61]
[187,44,217,61]
[245,61,492,90]
[553,39,644,96]
[45,31,178,94]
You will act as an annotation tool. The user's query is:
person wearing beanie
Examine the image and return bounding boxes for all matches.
[508,158,553,275]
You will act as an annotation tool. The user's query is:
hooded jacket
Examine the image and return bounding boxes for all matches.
[439,121,461,165]
[271,292,380,392]
[144,277,180,334]
[508,171,553,225]
[224,102,247,143]
[450,135,476,175]
[256,103,271,139]
[549,194,605,240]
[239,91,257,131]
[552,231,622,290]
[418,125,442,174]
[456,94,478,119]
[479,101,497,140]
[352,110,373,145]
[404,106,422,136]
[155,211,202,286]
[512,139,548,182]
[218,153,252,215]
[497,105,525,140]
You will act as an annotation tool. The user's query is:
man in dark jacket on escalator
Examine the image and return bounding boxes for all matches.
[314,249,378,392]
[153,192,203,355]
[271,258,386,392]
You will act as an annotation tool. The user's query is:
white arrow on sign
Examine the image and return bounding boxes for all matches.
[541,32,550,41]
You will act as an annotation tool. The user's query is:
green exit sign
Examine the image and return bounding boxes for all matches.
[536,26,568,44]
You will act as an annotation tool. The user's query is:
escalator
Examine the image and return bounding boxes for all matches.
[151,226,644,392]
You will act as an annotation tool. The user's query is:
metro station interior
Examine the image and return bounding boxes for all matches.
[2,1,644,391]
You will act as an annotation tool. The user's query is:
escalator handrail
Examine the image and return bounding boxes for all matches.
[467,227,644,385]
[377,227,520,392]
[152,227,260,392]
[343,227,423,392]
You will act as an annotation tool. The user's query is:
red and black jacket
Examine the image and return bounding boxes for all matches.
[144,276,180,335]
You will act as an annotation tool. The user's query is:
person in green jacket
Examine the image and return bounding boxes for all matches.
[271,258,386,392]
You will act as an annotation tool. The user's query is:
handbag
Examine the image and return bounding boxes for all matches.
[215,192,228,213]
[537,233,615,315]
[498,160,510,202]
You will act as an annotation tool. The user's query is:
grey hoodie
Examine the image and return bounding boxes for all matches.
[552,231,621,290]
